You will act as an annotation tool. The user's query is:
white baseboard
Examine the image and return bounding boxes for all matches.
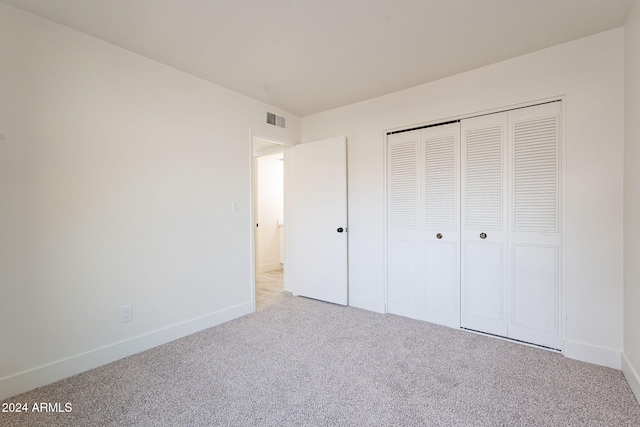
[349,294,386,314]
[622,353,640,404]
[563,339,621,369]
[258,262,282,273]
[0,302,253,401]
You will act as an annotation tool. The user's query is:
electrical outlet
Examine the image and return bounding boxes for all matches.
[120,305,133,323]
[232,201,239,213]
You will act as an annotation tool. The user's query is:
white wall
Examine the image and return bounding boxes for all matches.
[0,4,300,400]
[624,0,640,402]
[257,153,284,272]
[302,29,625,368]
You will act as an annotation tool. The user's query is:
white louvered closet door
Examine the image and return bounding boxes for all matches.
[460,112,509,337]
[461,102,562,349]
[507,102,562,349]
[421,123,460,328]
[387,123,460,327]
[387,130,421,319]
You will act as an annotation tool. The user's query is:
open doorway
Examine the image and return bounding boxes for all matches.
[253,136,287,311]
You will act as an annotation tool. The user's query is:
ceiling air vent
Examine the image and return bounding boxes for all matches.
[266,112,286,129]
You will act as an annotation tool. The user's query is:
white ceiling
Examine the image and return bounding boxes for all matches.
[2,0,635,116]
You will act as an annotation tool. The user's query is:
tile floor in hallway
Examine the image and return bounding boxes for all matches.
[255,269,287,310]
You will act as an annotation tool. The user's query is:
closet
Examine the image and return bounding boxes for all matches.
[387,101,562,350]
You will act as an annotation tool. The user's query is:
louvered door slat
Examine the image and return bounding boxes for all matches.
[464,125,504,230]
[389,139,418,229]
[425,134,457,231]
[513,115,559,233]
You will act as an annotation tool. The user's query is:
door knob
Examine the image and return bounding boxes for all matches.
[436,233,443,239]
[337,227,344,233]
[480,233,487,239]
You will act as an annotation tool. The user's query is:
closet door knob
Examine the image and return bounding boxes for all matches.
[480,233,487,239]
[337,227,344,233]
[436,233,443,239]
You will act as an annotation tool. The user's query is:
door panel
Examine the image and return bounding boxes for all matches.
[423,241,457,324]
[388,239,420,319]
[424,131,458,232]
[460,112,508,335]
[387,131,420,318]
[509,245,560,349]
[463,121,506,231]
[507,102,562,349]
[462,241,507,336]
[292,136,348,305]
[388,133,419,229]
[420,123,460,327]
[511,111,560,233]
[511,245,559,331]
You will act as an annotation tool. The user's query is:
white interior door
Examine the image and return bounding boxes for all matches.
[386,123,460,327]
[460,102,562,349]
[460,112,509,337]
[386,102,562,350]
[507,102,562,349]
[292,136,348,305]
[387,130,421,319]
[421,123,460,328]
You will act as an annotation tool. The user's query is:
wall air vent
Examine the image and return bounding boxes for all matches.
[266,112,287,129]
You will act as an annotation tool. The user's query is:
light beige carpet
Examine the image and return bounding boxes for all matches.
[2,294,639,426]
